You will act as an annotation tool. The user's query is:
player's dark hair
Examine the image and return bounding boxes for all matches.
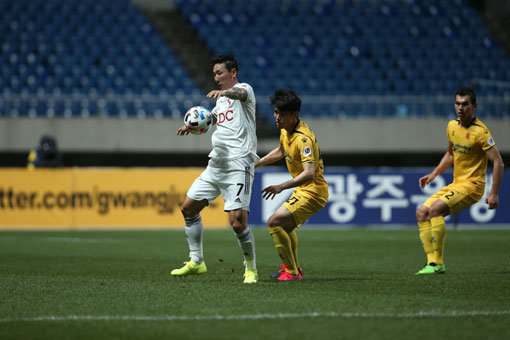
[213,54,238,72]
[270,89,301,113]
[456,87,476,105]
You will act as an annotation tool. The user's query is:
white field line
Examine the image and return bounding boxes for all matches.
[0,236,123,243]
[39,236,123,243]
[1,311,510,323]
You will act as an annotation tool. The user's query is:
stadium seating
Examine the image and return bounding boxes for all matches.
[0,0,203,118]
[0,0,508,118]
[175,0,510,118]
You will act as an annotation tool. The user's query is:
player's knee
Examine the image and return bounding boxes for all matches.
[231,220,247,234]
[428,206,444,218]
[267,215,279,228]
[416,207,429,222]
[181,203,197,218]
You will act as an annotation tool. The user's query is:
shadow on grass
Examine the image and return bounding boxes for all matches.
[263,277,373,283]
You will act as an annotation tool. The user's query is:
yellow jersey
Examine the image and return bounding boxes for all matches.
[447,117,495,184]
[280,120,328,200]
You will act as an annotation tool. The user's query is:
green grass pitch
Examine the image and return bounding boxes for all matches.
[1,228,510,339]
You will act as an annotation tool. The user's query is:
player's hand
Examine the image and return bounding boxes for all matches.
[261,184,284,200]
[207,90,224,99]
[419,173,435,189]
[176,125,189,136]
[485,193,499,209]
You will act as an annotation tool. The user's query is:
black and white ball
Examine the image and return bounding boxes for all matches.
[184,106,213,135]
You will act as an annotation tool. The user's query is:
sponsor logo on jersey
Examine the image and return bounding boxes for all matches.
[466,133,470,139]
[303,146,312,157]
[488,136,495,146]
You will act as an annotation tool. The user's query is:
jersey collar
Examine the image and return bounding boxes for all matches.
[290,119,301,135]
[457,116,477,128]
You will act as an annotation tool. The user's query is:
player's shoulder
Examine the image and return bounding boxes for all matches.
[447,119,459,127]
[470,118,493,140]
[470,117,488,129]
[294,120,315,142]
[235,82,253,91]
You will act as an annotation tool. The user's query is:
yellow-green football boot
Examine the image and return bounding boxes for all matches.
[415,263,446,275]
[171,260,207,276]
[243,270,258,284]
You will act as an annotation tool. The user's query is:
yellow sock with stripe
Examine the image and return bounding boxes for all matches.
[418,221,434,264]
[430,216,447,265]
[269,226,299,275]
[287,228,299,270]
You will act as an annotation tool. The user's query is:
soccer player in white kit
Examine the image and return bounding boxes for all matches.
[172,55,259,283]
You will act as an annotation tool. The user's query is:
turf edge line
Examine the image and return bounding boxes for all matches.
[1,310,510,323]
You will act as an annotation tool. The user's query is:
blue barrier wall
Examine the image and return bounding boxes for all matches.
[249,168,510,227]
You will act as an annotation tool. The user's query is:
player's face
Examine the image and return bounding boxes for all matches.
[213,63,236,90]
[274,108,298,131]
[455,95,476,123]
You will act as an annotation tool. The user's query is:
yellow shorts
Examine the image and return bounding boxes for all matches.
[423,181,485,215]
[283,187,328,226]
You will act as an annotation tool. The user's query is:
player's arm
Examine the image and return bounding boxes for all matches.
[261,162,315,200]
[419,144,454,188]
[255,146,284,169]
[176,125,189,136]
[207,87,248,101]
[485,145,504,209]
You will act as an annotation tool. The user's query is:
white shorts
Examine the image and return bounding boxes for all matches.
[187,156,254,212]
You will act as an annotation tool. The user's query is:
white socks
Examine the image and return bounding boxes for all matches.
[184,215,256,271]
[236,227,256,271]
[185,215,203,264]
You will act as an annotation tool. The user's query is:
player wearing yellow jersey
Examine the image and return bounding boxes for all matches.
[255,89,329,281]
[415,87,504,275]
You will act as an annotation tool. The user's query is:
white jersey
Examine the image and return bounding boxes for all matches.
[209,83,259,161]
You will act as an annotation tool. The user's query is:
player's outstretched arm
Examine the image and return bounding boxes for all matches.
[485,145,504,209]
[419,146,453,188]
[255,146,284,169]
[261,162,315,200]
[207,87,248,101]
[176,125,190,136]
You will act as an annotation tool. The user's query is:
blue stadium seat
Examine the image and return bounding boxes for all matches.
[0,0,201,118]
[173,0,509,118]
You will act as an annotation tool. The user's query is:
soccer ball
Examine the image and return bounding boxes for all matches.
[184,106,213,135]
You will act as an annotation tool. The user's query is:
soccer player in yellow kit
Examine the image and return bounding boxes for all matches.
[415,87,504,275]
[255,89,329,281]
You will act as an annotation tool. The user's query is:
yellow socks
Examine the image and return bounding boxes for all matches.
[418,220,434,264]
[269,226,299,275]
[287,228,299,270]
[430,216,447,265]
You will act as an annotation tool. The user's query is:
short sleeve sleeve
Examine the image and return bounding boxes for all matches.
[211,106,218,118]
[297,136,315,164]
[478,128,496,151]
[447,121,453,144]
[236,83,255,105]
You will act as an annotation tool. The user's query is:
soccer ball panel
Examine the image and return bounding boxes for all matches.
[184,106,213,135]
